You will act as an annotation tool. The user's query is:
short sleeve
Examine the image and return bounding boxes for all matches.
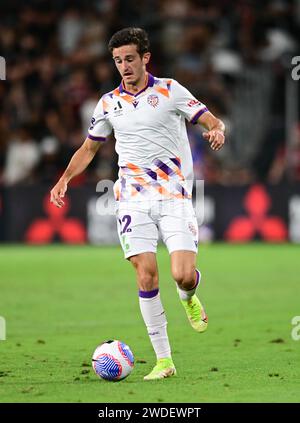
[87,96,113,142]
[171,80,208,124]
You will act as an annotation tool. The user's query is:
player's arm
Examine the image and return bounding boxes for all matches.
[50,137,101,208]
[197,111,225,151]
[170,79,225,151]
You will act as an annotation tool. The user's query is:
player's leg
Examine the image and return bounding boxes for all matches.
[171,250,208,332]
[116,203,175,380]
[129,253,176,380]
[159,199,208,332]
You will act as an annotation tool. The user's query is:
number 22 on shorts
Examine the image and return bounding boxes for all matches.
[118,215,132,235]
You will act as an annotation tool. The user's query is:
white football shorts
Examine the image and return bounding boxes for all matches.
[115,199,198,259]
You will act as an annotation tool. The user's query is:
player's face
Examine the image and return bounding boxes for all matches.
[112,44,150,86]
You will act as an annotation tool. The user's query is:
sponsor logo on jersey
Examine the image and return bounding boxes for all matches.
[147,94,159,108]
[187,99,200,107]
[113,101,123,116]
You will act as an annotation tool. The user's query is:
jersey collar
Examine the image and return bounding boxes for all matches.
[119,73,155,97]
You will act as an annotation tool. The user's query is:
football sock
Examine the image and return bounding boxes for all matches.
[177,269,201,301]
[139,289,171,360]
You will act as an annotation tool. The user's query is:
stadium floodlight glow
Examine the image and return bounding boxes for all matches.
[0,56,6,80]
[0,316,6,341]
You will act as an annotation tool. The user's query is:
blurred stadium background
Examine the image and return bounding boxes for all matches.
[1,0,300,404]
[0,0,299,244]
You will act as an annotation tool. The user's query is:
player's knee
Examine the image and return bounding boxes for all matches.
[130,255,158,291]
[137,270,157,291]
[172,268,195,290]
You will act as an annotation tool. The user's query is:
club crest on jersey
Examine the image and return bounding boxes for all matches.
[147,94,159,108]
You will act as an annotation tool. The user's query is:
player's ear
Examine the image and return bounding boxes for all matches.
[142,52,151,65]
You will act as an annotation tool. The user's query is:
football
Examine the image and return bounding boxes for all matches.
[92,340,134,381]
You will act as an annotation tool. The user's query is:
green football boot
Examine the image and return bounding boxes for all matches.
[144,358,176,381]
[180,294,208,333]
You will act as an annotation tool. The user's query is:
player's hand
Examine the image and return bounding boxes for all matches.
[203,130,225,151]
[50,179,68,208]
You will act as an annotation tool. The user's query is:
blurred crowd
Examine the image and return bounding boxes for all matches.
[0,0,299,188]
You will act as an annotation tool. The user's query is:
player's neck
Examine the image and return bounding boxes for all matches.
[123,72,148,94]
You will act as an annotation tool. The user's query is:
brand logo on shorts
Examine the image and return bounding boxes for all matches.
[188,222,197,237]
[121,235,130,251]
[147,94,159,108]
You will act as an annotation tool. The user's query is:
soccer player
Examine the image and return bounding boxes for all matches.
[50,28,225,380]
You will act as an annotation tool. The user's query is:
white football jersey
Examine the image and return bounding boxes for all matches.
[88,73,208,201]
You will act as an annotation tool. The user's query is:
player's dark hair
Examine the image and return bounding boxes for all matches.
[108,27,150,57]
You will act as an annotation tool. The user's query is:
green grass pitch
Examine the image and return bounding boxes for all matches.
[0,244,299,403]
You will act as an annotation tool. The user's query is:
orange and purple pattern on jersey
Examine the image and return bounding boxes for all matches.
[115,157,191,201]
